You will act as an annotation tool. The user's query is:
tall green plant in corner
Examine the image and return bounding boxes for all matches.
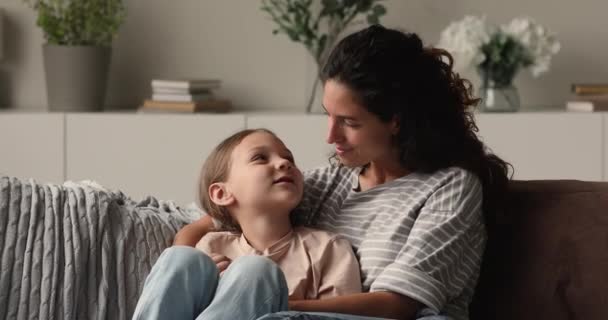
[261,0,387,113]
[20,0,127,111]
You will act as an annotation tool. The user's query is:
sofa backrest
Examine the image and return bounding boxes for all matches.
[470,180,608,320]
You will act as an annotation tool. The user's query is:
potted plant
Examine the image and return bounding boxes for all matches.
[261,0,387,113]
[21,0,126,111]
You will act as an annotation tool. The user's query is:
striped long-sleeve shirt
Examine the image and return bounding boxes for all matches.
[294,164,486,320]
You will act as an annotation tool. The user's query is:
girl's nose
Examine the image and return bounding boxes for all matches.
[277,158,293,170]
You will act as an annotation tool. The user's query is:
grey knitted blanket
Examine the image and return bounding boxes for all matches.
[0,176,200,320]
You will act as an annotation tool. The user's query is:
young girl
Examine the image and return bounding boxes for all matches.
[132,128,361,320]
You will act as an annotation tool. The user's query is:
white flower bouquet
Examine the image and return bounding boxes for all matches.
[437,15,560,87]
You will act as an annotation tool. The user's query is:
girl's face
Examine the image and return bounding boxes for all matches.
[224,131,303,215]
[322,79,399,168]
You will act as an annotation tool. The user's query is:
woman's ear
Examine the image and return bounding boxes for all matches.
[390,116,400,135]
[209,182,235,206]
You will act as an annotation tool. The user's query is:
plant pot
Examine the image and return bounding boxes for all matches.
[43,45,111,112]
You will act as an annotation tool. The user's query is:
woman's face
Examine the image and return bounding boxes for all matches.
[322,79,399,168]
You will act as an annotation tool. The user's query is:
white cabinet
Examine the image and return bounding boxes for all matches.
[66,114,246,204]
[0,113,64,184]
[1,112,607,206]
[475,113,603,181]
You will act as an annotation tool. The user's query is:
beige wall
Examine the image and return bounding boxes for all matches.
[0,0,606,111]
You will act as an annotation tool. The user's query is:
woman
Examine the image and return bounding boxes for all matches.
[173,25,511,320]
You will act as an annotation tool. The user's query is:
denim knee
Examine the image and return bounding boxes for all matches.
[228,255,281,274]
[202,255,288,320]
[133,246,220,320]
[223,255,287,291]
[159,246,217,275]
[257,311,307,319]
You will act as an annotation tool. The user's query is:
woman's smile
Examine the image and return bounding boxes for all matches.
[335,146,353,155]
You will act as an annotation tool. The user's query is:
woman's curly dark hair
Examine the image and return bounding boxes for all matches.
[321,25,512,225]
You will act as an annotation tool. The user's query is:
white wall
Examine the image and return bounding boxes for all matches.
[0,0,606,111]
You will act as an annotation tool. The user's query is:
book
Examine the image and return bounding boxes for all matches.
[151,92,213,102]
[571,84,608,95]
[152,87,212,94]
[140,99,232,113]
[566,94,608,112]
[151,79,221,90]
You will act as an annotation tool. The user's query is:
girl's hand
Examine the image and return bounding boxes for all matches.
[210,253,232,274]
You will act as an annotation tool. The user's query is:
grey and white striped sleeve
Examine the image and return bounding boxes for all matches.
[292,165,343,226]
[369,170,485,312]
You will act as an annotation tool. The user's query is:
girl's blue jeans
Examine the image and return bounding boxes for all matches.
[132,246,450,320]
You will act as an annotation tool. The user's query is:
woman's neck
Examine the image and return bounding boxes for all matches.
[238,213,292,252]
[359,159,410,191]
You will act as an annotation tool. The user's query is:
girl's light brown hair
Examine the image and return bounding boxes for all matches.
[198,128,276,232]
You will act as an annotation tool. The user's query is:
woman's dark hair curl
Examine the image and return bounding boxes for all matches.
[321,24,512,226]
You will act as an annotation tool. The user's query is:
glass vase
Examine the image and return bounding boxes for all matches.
[306,76,325,114]
[477,67,520,112]
[478,81,520,112]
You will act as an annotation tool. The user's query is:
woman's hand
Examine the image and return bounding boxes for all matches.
[210,253,232,274]
[173,215,215,247]
[287,292,421,320]
[288,299,305,311]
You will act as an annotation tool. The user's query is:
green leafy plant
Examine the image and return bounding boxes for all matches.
[477,33,534,87]
[261,0,387,112]
[21,0,126,46]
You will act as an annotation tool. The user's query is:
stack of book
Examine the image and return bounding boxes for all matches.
[139,79,232,113]
[566,84,608,112]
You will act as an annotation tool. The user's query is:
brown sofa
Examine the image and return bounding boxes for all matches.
[3,178,605,319]
[470,180,608,320]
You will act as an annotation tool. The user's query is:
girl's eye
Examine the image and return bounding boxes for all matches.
[251,154,267,162]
